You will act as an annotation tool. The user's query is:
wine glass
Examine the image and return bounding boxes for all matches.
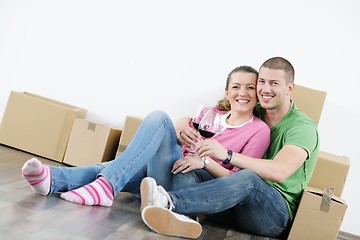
[198,109,221,139]
[182,104,206,153]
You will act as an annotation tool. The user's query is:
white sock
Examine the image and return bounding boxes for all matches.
[21,158,51,195]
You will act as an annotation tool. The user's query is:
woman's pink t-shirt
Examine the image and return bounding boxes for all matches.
[184,107,270,174]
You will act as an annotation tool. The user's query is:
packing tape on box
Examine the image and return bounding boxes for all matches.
[87,122,96,132]
[320,188,334,212]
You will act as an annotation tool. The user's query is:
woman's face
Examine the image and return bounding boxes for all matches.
[225,71,258,114]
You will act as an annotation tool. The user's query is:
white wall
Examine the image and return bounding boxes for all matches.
[1,0,359,236]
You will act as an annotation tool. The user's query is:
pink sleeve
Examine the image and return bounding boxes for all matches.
[228,127,270,174]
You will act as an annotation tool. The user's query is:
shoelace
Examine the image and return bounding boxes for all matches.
[157,185,175,210]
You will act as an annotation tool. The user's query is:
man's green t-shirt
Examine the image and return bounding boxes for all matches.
[256,101,319,221]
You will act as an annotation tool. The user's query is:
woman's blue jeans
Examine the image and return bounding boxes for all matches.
[169,169,291,238]
[49,110,183,196]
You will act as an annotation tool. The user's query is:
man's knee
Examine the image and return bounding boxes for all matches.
[227,168,262,188]
[233,168,258,179]
[171,172,200,191]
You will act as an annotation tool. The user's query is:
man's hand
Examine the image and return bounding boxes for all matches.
[195,139,228,161]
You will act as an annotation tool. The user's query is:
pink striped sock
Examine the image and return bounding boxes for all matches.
[21,158,51,196]
[60,177,114,207]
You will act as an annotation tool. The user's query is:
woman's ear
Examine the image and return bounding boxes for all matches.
[225,90,229,100]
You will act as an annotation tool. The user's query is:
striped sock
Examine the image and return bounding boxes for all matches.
[21,158,51,196]
[60,177,114,207]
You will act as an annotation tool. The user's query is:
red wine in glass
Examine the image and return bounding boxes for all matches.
[193,122,199,130]
[198,109,221,139]
[198,128,216,138]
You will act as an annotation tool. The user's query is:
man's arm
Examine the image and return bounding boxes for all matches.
[197,144,308,183]
[231,145,308,182]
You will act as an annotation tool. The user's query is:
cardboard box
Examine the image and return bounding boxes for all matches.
[0,91,86,162]
[63,118,122,166]
[292,85,327,125]
[308,151,350,197]
[116,116,142,157]
[288,187,347,240]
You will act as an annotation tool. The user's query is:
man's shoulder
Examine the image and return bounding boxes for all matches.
[288,107,317,126]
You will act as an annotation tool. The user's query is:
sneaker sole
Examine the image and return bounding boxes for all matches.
[140,177,155,212]
[142,206,202,239]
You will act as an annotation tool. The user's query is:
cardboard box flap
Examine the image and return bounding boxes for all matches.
[23,91,85,111]
[305,186,347,206]
[317,151,350,166]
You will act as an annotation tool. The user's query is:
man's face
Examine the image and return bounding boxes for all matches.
[256,67,292,110]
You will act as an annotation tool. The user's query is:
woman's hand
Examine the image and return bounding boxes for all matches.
[195,139,228,161]
[172,155,204,174]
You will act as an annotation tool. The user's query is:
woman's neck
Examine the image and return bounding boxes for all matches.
[226,111,253,126]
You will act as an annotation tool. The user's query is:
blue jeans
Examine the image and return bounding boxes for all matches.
[169,169,291,238]
[50,110,183,196]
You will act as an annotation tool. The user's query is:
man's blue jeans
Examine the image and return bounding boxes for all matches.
[169,168,291,237]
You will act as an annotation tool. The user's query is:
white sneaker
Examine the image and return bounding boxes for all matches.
[140,177,174,212]
[142,205,202,239]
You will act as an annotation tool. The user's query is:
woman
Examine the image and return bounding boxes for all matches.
[21,65,270,208]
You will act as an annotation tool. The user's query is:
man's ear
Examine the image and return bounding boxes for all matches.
[287,82,295,96]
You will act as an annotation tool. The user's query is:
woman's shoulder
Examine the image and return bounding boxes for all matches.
[252,116,270,129]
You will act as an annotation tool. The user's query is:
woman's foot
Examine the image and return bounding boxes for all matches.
[60,177,114,207]
[21,158,51,195]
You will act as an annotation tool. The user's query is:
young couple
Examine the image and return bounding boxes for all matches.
[22,56,319,239]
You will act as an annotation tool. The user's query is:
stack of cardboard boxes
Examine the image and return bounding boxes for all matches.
[0,91,143,166]
[288,151,350,239]
[0,91,125,165]
[0,91,87,162]
[288,85,350,239]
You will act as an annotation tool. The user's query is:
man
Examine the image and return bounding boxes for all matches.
[139,57,319,239]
